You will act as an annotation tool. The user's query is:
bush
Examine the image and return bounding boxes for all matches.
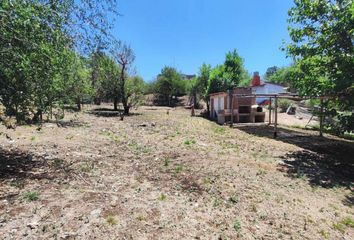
[304,99,320,109]
[278,99,293,113]
[329,112,354,135]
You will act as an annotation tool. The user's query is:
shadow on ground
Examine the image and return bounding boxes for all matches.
[236,125,354,189]
[0,148,70,184]
[89,108,142,118]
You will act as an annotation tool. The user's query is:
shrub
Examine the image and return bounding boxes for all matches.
[277,99,293,113]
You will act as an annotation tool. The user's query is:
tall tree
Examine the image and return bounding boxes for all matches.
[286,0,354,108]
[155,67,184,106]
[223,49,247,88]
[112,41,135,114]
[197,63,212,111]
[97,54,121,110]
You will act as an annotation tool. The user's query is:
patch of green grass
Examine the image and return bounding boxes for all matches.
[102,131,121,144]
[213,198,222,208]
[158,193,167,201]
[65,135,74,140]
[53,159,64,169]
[175,164,183,174]
[30,136,36,141]
[24,191,39,202]
[332,216,353,233]
[318,229,329,239]
[164,157,171,167]
[333,222,346,233]
[220,140,238,151]
[202,177,212,185]
[129,141,151,154]
[183,139,196,146]
[136,215,146,221]
[106,214,117,225]
[213,127,225,134]
[10,179,25,189]
[341,216,354,227]
[250,203,258,212]
[233,219,242,233]
[80,162,94,172]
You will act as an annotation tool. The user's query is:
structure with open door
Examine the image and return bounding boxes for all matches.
[209,87,266,125]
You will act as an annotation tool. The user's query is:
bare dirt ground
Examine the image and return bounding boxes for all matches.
[0,105,353,239]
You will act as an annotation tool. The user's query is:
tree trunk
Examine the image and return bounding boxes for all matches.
[77,97,81,111]
[120,65,129,115]
[206,99,210,115]
[94,97,101,105]
[113,97,118,111]
[32,109,43,123]
[123,106,129,115]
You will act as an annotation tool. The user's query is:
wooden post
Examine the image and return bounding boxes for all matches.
[230,93,234,127]
[319,98,324,137]
[268,97,272,125]
[274,96,278,138]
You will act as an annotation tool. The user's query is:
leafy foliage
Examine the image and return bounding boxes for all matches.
[0,0,120,122]
[286,0,354,108]
[206,49,248,95]
[155,66,185,106]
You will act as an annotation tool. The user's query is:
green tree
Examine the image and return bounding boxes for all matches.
[0,0,67,122]
[265,66,279,80]
[0,0,120,122]
[97,54,121,110]
[223,49,247,88]
[63,52,93,111]
[267,66,294,86]
[197,63,212,111]
[206,49,248,97]
[125,76,146,109]
[286,0,354,108]
[186,77,200,107]
[206,65,225,96]
[155,66,185,106]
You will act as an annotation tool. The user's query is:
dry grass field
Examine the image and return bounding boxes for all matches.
[0,105,353,239]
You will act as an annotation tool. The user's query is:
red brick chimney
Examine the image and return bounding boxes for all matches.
[251,72,261,86]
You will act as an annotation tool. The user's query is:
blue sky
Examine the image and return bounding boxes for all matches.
[113,0,294,81]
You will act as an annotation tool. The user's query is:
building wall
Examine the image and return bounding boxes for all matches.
[210,94,226,118]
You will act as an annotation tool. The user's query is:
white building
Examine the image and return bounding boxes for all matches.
[250,72,287,104]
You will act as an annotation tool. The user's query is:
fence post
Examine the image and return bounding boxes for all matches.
[274,96,278,138]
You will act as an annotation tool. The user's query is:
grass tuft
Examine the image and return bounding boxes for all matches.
[106,214,117,225]
[233,219,241,233]
[158,193,167,201]
[24,191,39,202]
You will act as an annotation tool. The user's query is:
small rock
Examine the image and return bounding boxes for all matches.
[27,221,39,229]
[43,123,56,128]
[90,209,101,217]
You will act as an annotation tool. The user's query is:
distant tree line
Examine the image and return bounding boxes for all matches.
[147,49,250,111]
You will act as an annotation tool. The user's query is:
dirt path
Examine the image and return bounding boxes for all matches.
[0,105,353,239]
